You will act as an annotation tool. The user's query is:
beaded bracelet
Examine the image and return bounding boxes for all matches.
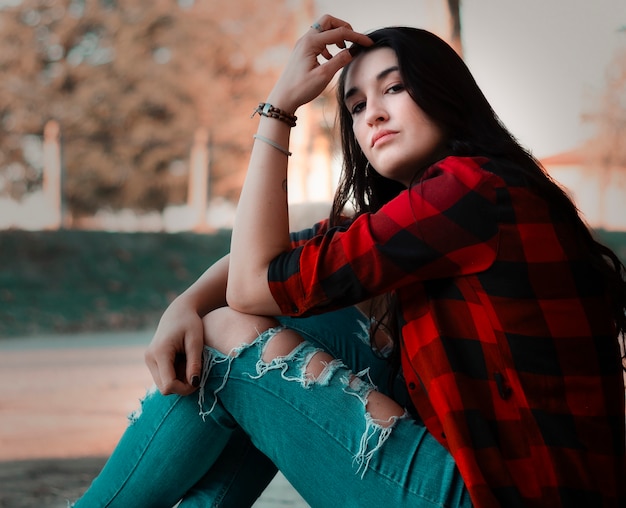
[251,103,297,127]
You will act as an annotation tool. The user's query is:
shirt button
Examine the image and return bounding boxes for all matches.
[408,382,416,390]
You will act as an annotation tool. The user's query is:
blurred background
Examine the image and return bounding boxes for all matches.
[0,0,625,505]
[0,0,626,337]
[1,0,625,337]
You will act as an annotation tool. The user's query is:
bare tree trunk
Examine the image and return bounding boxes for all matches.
[447,0,463,57]
[42,120,62,230]
[188,128,210,232]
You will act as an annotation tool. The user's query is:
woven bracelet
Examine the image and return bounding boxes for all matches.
[251,103,297,128]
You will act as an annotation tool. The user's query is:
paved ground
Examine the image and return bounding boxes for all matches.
[0,331,308,507]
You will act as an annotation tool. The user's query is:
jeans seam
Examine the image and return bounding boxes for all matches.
[104,394,187,507]
[207,374,450,508]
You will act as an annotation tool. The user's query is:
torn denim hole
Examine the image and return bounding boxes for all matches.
[198,325,302,418]
[197,326,349,421]
[196,325,404,479]
[354,319,372,347]
[342,368,408,478]
[127,384,159,426]
[196,329,262,420]
[250,337,318,387]
[311,357,344,387]
[355,317,393,358]
[250,328,347,388]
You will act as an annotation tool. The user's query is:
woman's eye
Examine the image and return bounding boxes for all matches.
[351,102,365,115]
[387,83,405,94]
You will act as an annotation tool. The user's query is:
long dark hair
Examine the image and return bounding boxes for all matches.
[332,27,626,371]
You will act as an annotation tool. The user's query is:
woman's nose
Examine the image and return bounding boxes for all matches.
[365,99,388,125]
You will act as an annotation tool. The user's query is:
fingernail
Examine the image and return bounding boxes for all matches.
[191,375,200,387]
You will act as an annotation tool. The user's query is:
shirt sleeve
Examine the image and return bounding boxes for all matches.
[269,156,501,316]
[289,220,330,247]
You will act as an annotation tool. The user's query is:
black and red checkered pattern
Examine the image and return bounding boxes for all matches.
[269,156,626,507]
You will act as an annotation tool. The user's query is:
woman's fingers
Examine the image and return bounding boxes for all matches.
[144,313,204,396]
[309,13,354,34]
[309,27,373,58]
[145,341,182,395]
[320,46,333,60]
[184,328,204,389]
[308,14,372,50]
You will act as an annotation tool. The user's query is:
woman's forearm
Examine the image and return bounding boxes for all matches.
[227,114,292,315]
[177,254,231,316]
[227,18,371,315]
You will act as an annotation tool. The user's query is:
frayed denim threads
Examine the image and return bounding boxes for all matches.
[196,325,404,479]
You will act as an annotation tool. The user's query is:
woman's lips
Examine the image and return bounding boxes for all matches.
[371,130,397,147]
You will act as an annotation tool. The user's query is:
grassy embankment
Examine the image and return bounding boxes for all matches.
[1,228,625,339]
[0,229,231,338]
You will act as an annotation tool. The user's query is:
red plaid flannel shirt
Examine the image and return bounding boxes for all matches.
[268,156,626,507]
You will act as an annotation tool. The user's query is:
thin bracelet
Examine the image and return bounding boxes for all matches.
[253,134,292,157]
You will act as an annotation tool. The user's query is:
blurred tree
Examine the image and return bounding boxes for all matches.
[586,40,626,169]
[583,31,626,220]
[0,0,297,216]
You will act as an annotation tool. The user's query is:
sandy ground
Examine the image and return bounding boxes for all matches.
[0,331,308,508]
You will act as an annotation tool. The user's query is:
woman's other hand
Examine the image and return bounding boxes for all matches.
[145,297,205,396]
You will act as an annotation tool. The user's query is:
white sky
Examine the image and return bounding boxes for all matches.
[315,0,626,158]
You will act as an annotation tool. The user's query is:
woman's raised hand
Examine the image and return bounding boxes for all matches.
[266,14,372,115]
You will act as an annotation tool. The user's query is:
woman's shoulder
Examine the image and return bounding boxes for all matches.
[427,155,531,189]
[430,155,499,174]
[415,155,505,193]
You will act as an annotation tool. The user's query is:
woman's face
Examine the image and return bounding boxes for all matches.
[343,47,446,186]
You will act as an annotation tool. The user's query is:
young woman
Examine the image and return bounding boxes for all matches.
[74,14,626,507]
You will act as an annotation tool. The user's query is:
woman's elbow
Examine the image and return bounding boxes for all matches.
[225,284,251,313]
[225,277,277,315]
[225,296,250,314]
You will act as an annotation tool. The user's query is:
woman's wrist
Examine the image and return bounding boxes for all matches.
[175,283,223,317]
[251,103,297,128]
[265,88,301,117]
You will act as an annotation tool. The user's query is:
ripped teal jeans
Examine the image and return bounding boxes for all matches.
[73,307,471,507]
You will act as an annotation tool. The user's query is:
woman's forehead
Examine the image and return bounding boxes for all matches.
[343,48,399,97]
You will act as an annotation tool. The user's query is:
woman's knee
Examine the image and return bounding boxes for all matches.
[202,307,279,354]
[203,311,404,427]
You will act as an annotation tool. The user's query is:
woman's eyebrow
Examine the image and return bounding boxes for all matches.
[344,66,400,102]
